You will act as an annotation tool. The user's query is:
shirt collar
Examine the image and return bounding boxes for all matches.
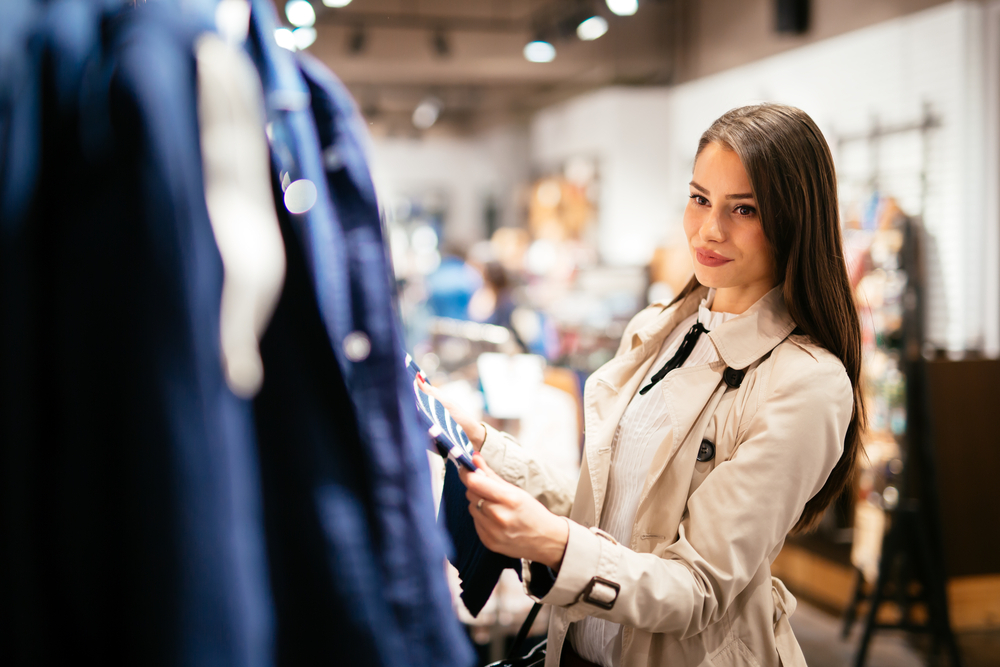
[698,288,739,331]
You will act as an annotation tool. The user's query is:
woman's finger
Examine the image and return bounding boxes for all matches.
[463,468,518,505]
[471,454,503,481]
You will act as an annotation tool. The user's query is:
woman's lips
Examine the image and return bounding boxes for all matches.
[695,249,732,268]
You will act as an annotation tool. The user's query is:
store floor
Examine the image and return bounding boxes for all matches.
[793,599,921,667]
[473,600,1000,666]
[792,599,1000,667]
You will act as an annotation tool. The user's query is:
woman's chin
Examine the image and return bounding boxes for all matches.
[693,269,728,289]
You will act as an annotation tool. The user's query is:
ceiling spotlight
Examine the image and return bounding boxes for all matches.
[293,26,317,50]
[274,27,296,50]
[606,0,638,16]
[348,25,366,54]
[412,96,443,130]
[576,16,608,40]
[322,0,352,6]
[523,39,556,63]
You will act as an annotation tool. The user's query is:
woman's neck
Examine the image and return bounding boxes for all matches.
[710,283,774,314]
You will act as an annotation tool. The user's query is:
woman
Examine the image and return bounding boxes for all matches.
[427,104,864,667]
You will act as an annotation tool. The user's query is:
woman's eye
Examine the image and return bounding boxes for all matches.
[735,205,756,216]
[690,194,708,206]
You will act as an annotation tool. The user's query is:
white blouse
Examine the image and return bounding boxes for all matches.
[569,290,737,667]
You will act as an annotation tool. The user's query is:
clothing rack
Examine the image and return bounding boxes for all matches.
[840,216,963,667]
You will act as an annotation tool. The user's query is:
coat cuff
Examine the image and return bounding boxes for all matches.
[528,520,622,617]
[480,423,529,486]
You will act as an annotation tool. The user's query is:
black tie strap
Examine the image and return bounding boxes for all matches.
[639,321,709,395]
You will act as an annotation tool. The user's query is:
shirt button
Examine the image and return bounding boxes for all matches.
[343,331,371,362]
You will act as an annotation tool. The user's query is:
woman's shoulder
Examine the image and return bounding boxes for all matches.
[765,333,851,401]
[781,332,844,366]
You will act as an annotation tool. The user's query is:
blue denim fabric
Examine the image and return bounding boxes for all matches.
[298,52,474,667]
[247,5,472,667]
[0,2,274,666]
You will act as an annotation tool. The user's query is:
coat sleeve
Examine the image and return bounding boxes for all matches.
[479,423,578,517]
[531,350,853,637]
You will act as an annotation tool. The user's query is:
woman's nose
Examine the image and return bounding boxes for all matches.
[700,208,725,242]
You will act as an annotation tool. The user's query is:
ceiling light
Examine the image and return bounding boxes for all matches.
[285,0,315,27]
[274,27,296,50]
[606,0,638,17]
[293,26,317,50]
[523,40,556,63]
[322,0,352,6]
[412,96,442,130]
[576,16,608,40]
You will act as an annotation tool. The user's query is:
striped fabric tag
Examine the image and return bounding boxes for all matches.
[405,354,477,471]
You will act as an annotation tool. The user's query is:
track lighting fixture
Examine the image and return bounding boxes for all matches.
[348,25,366,54]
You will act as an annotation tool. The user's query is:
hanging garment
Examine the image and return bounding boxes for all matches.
[441,461,522,617]
[400,351,514,615]
[404,353,477,470]
[397,354,520,616]
[195,31,286,399]
[0,2,274,666]
[246,5,472,667]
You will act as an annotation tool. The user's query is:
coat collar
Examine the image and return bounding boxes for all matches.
[642,284,796,370]
[707,285,796,369]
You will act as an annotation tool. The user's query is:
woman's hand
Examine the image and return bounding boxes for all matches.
[459,453,569,570]
[417,377,487,451]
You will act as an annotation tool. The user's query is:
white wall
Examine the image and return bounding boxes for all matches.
[368,125,531,249]
[531,1,1000,354]
[531,89,676,266]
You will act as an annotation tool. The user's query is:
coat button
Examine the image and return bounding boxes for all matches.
[723,367,745,388]
[343,331,371,362]
[697,440,716,462]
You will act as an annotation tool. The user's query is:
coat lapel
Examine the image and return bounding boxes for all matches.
[634,364,727,529]
[579,284,795,528]
[580,290,704,523]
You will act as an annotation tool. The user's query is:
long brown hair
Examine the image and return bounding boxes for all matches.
[676,103,866,533]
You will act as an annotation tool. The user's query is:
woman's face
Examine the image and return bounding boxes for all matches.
[683,142,776,310]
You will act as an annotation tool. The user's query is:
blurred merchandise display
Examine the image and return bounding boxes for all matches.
[392,161,652,655]
[843,195,911,560]
[839,196,963,666]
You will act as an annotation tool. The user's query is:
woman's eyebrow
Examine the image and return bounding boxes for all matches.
[689,181,754,200]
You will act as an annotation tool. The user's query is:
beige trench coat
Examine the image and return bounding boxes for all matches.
[479,285,853,667]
